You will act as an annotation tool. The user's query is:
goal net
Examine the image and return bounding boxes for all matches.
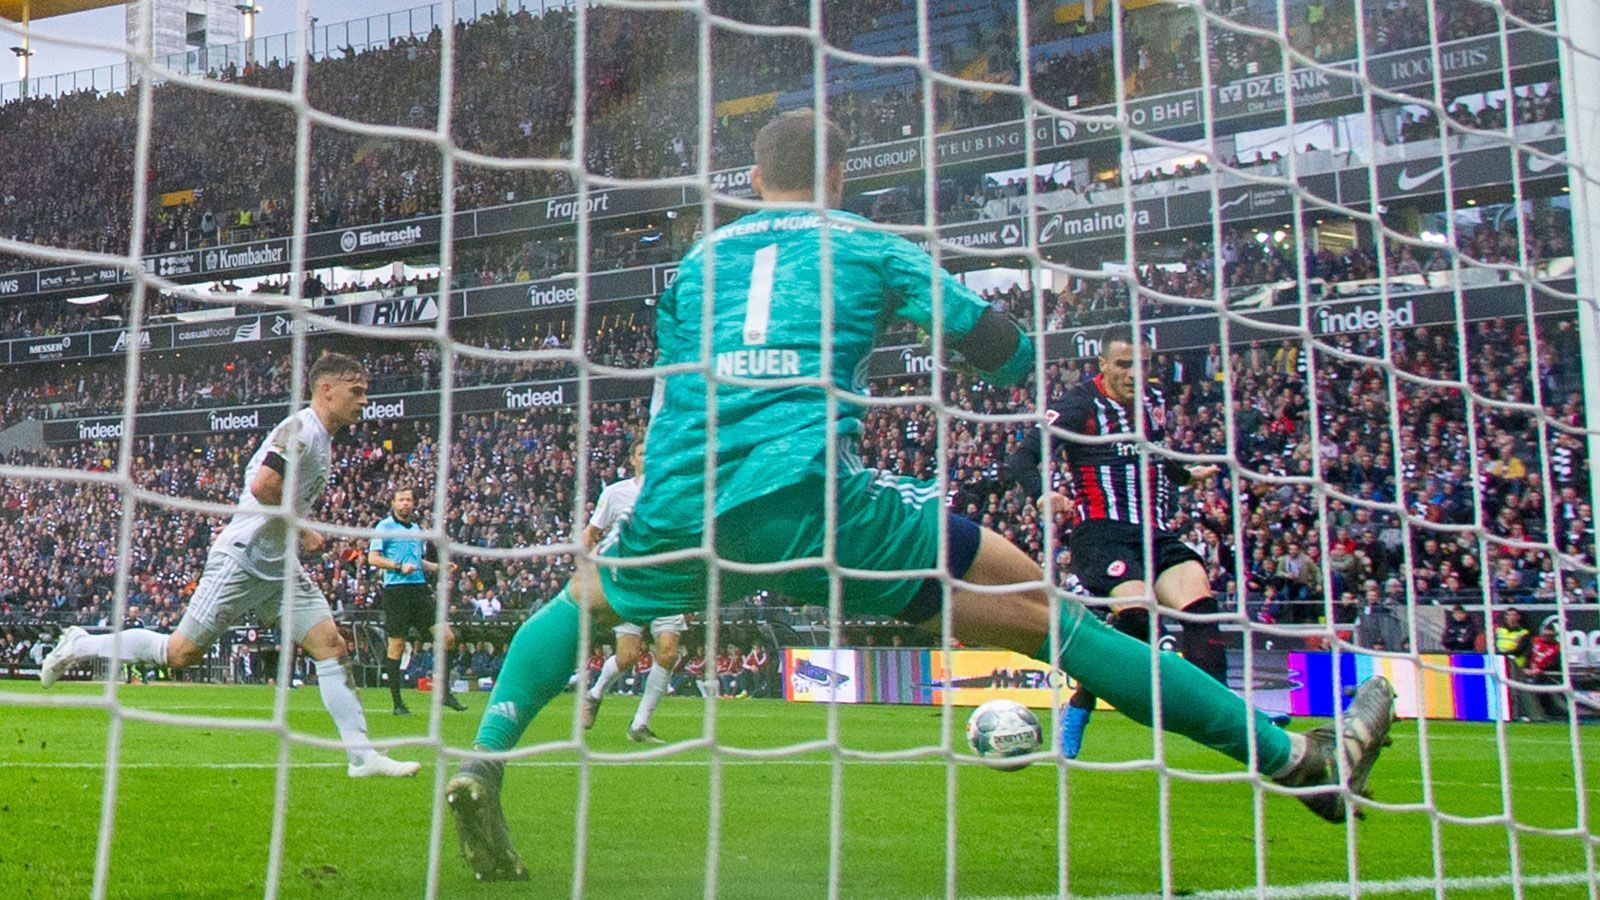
[0,0,1597,896]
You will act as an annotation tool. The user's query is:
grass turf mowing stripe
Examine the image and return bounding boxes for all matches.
[971,870,1598,899]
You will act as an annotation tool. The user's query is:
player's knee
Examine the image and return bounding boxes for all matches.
[569,560,605,609]
[305,624,349,660]
[655,648,681,670]
[615,645,640,669]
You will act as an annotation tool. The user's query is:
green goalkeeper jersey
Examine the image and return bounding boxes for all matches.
[633,207,1029,535]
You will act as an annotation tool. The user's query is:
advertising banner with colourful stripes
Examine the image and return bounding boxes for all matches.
[784,648,1516,721]
[1287,652,1509,722]
[782,648,1064,707]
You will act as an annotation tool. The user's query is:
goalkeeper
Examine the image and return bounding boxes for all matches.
[446,110,1395,881]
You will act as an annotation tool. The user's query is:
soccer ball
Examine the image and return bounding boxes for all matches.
[966,699,1042,767]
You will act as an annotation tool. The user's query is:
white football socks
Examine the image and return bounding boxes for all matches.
[314,657,374,766]
[631,663,672,731]
[75,629,169,666]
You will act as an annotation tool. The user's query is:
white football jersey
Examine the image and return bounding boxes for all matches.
[214,408,333,580]
[589,475,643,536]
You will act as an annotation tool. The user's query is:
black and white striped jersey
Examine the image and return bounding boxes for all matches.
[1005,375,1189,527]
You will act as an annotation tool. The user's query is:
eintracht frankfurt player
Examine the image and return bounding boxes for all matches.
[444,111,1392,882]
[581,440,685,744]
[41,353,420,778]
[1004,328,1284,758]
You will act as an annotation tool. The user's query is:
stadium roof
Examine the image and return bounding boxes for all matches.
[0,0,119,24]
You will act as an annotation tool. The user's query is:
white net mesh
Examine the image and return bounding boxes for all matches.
[0,0,1597,896]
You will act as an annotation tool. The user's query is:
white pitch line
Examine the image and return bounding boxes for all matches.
[4,759,1595,797]
[969,870,1597,899]
[3,758,936,770]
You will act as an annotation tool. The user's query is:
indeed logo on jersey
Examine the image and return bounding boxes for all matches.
[715,349,801,378]
[1314,300,1415,335]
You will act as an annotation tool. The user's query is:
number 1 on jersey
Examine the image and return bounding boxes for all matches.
[743,243,777,346]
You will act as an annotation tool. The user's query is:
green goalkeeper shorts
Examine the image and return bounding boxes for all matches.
[597,469,971,624]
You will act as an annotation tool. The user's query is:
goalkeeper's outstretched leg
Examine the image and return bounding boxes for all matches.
[927,526,1394,823]
[448,527,1395,881]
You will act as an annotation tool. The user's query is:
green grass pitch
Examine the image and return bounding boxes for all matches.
[1,681,1595,899]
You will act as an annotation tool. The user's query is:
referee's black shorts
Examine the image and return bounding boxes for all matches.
[382,582,436,638]
[1068,519,1203,599]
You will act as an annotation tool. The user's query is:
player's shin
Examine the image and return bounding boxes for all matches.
[314,656,374,765]
[473,588,581,752]
[1176,597,1229,685]
[1040,597,1292,773]
[384,655,405,707]
[631,663,671,731]
[73,629,170,667]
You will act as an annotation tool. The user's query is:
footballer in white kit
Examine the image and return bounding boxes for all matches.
[42,353,419,778]
[581,440,686,743]
[183,406,336,647]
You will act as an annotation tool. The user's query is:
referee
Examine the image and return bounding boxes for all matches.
[368,486,466,715]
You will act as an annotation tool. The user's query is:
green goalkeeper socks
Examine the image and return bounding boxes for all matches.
[475,585,1291,769]
[474,588,582,753]
[1040,599,1293,773]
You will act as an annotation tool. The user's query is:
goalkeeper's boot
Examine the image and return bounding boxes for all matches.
[442,692,469,712]
[40,626,89,688]
[581,692,602,729]
[1059,704,1092,759]
[348,753,422,778]
[1274,675,1395,823]
[447,756,528,882]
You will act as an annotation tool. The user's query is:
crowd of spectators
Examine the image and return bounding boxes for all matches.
[859,316,1591,638]
[0,0,1028,275]
[0,392,651,630]
[0,0,1562,281]
[0,307,1591,662]
[1395,82,1565,144]
[0,192,1572,371]
[1365,0,1554,56]
[0,629,40,667]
